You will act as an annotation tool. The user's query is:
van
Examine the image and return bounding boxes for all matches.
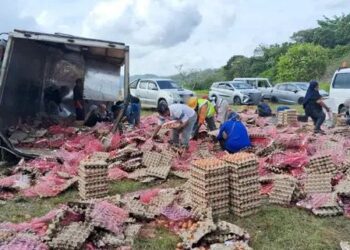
[326,67,350,114]
[233,78,273,99]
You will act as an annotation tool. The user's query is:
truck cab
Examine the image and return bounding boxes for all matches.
[326,67,350,114]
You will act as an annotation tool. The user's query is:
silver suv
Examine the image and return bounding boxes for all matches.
[209,81,262,105]
[130,79,194,108]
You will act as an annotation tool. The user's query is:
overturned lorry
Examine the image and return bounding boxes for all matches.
[0,30,130,130]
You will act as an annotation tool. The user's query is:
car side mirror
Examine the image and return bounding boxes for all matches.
[293,90,298,93]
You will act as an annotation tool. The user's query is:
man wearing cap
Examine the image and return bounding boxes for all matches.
[217,112,251,153]
[152,103,197,148]
[187,97,216,137]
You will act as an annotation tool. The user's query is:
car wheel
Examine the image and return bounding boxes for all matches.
[297,97,304,105]
[158,99,168,107]
[271,96,278,103]
[233,96,241,105]
[339,105,347,114]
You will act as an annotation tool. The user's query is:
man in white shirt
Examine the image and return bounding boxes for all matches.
[211,96,230,124]
[152,103,197,148]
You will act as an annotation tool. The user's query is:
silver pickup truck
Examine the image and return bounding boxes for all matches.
[130,78,195,108]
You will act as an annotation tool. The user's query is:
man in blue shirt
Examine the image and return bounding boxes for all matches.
[217,112,251,153]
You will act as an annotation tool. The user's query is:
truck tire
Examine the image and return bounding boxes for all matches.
[339,105,347,114]
[233,96,241,105]
[297,97,304,105]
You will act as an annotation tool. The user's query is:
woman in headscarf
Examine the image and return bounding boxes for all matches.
[303,80,330,134]
[217,112,251,153]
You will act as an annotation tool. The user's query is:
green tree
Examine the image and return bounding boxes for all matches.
[292,14,350,48]
[276,43,328,82]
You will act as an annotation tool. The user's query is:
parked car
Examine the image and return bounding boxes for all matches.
[270,82,329,104]
[129,79,194,108]
[233,77,273,99]
[325,67,350,114]
[209,81,262,105]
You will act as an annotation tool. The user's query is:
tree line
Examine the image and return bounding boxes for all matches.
[175,13,350,90]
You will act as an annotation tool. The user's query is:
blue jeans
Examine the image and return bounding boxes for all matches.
[172,114,197,147]
[127,103,141,126]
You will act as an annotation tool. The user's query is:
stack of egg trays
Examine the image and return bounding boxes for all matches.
[78,160,109,200]
[142,151,162,168]
[190,157,229,217]
[304,173,332,194]
[222,153,260,217]
[306,155,336,174]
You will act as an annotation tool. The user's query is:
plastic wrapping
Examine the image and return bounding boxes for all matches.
[139,188,160,204]
[108,167,128,180]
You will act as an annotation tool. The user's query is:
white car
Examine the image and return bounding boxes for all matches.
[234,77,273,99]
[209,81,262,105]
[325,67,350,114]
[130,78,195,108]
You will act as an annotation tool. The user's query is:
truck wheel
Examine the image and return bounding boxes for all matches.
[233,96,241,105]
[158,99,168,109]
[271,96,278,103]
[297,97,304,105]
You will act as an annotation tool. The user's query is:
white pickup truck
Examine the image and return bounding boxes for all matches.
[325,67,350,114]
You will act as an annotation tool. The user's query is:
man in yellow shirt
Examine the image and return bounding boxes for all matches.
[187,97,216,137]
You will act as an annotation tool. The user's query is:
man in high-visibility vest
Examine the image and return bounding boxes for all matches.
[187,97,216,137]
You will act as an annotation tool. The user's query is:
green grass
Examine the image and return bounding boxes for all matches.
[223,205,350,250]
[0,178,185,223]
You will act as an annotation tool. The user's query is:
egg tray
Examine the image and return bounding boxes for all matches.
[123,199,156,220]
[79,190,109,200]
[230,176,259,187]
[229,166,258,177]
[190,181,229,192]
[216,221,248,238]
[312,206,343,217]
[265,164,287,174]
[230,197,261,208]
[191,176,228,186]
[179,219,217,249]
[142,151,162,167]
[0,229,15,244]
[128,168,148,180]
[93,232,125,248]
[191,167,228,180]
[191,171,229,182]
[230,183,260,193]
[49,222,93,250]
[78,181,108,189]
[191,194,230,205]
[306,155,336,174]
[221,152,256,163]
[197,150,213,159]
[269,179,296,205]
[191,157,228,169]
[212,207,230,217]
[190,189,230,201]
[304,173,332,194]
[230,190,260,200]
[90,152,110,161]
[256,142,279,157]
[78,170,108,178]
[335,179,350,195]
[146,164,171,179]
[230,207,260,217]
[130,151,144,158]
[230,171,259,180]
[171,170,190,179]
[124,223,142,246]
[190,206,213,221]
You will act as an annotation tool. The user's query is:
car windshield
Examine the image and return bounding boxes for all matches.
[157,80,181,89]
[295,83,309,91]
[231,82,253,89]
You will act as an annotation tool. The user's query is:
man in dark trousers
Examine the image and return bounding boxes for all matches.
[73,78,85,121]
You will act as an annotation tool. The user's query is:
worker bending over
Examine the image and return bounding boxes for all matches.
[152,103,197,149]
[217,112,251,153]
[187,97,216,137]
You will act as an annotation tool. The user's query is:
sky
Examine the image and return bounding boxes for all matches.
[0,0,349,75]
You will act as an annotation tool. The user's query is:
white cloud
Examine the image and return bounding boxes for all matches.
[0,0,348,75]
